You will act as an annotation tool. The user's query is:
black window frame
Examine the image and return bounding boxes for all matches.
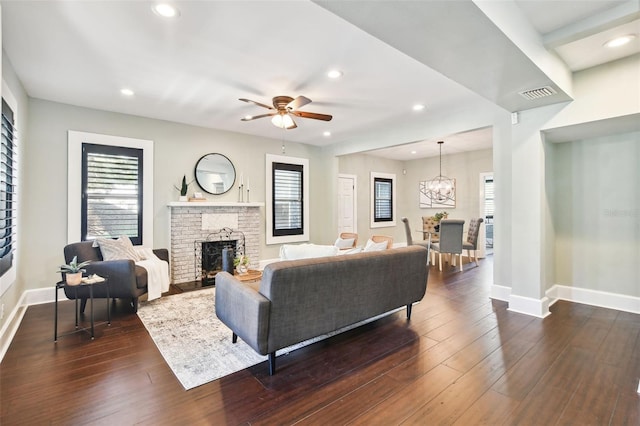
[373,177,393,223]
[272,162,304,237]
[81,143,144,245]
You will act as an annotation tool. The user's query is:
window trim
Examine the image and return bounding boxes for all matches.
[68,131,154,246]
[265,154,309,245]
[370,171,396,228]
[0,80,18,296]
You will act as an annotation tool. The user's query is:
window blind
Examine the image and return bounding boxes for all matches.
[0,99,17,278]
[374,177,393,222]
[484,177,494,218]
[273,162,303,236]
[82,144,143,244]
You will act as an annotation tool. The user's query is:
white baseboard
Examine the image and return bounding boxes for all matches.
[547,284,640,315]
[508,294,551,318]
[490,285,511,302]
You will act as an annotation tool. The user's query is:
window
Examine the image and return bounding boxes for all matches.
[0,98,17,279]
[272,162,303,237]
[483,175,494,218]
[370,172,396,228]
[82,144,143,244]
[68,131,154,246]
[265,154,309,244]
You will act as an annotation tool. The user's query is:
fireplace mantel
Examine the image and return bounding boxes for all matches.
[168,201,264,208]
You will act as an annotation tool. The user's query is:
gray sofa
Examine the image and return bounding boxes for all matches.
[215,245,429,375]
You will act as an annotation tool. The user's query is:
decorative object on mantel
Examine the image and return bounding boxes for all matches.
[174,175,192,202]
[419,140,456,208]
[195,153,236,195]
[57,255,91,285]
[237,172,244,203]
[189,191,207,202]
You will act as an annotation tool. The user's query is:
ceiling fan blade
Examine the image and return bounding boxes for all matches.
[286,96,312,111]
[239,98,275,110]
[290,110,333,121]
[241,112,276,121]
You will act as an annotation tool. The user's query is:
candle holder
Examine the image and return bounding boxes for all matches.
[237,184,244,203]
[246,188,250,203]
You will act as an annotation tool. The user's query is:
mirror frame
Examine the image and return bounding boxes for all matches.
[194,153,236,195]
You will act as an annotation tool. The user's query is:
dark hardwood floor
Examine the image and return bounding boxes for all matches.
[2,257,639,425]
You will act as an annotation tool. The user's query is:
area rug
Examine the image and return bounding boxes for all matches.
[138,287,394,390]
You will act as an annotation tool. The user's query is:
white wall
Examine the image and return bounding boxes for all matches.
[553,131,640,297]
[22,98,330,294]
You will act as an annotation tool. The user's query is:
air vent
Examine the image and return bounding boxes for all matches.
[519,86,557,100]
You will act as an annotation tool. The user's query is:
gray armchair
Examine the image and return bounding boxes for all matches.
[430,219,465,271]
[463,218,484,266]
[62,241,169,313]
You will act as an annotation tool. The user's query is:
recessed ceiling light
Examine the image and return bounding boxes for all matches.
[604,34,636,48]
[323,131,331,137]
[152,3,180,18]
[411,150,417,154]
[413,104,425,111]
[120,88,134,96]
[327,70,343,79]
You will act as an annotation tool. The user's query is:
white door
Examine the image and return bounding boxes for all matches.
[338,174,356,234]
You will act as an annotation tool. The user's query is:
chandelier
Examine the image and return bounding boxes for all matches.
[425,141,455,203]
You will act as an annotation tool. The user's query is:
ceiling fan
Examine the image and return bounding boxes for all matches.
[239,95,332,129]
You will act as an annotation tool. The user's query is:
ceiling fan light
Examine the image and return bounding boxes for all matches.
[271,114,295,129]
[327,69,343,79]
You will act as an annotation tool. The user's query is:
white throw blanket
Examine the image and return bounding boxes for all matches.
[135,248,170,301]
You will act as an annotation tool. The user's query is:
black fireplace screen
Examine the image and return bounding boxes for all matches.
[194,228,245,286]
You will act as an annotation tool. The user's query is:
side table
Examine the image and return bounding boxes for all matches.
[54,277,110,341]
[234,269,263,283]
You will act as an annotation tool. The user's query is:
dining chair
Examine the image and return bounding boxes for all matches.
[401,217,431,263]
[371,235,393,249]
[422,216,439,242]
[463,218,484,266]
[430,219,465,271]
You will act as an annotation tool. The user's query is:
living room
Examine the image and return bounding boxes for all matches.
[0,0,639,422]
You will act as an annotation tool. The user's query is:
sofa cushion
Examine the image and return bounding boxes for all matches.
[94,236,141,261]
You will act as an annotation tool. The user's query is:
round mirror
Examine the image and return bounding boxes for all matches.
[194,153,236,195]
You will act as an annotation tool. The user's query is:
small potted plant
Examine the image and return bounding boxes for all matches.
[234,255,249,275]
[174,175,191,202]
[57,256,91,286]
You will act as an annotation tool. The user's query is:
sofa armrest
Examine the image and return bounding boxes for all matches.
[152,248,169,264]
[215,272,270,355]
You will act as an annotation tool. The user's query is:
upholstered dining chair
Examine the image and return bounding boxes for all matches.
[422,216,440,242]
[430,219,465,271]
[463,218,484,266]
[371,235,393,249]
[402,217,431,263]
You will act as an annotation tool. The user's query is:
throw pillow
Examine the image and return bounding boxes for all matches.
[334,237,355,249]
[95,236,141,261]
[363,239,388,252]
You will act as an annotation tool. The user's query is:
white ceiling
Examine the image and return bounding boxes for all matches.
[2,0,638,161]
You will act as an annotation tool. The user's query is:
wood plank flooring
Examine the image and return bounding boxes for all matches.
[1,257,639,425]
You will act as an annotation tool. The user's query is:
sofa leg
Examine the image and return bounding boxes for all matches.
[232,333,238,343]
[268,352,276,375]
[131,297,139,313]
[406,303,412,320]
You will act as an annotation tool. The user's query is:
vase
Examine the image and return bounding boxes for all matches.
[66,272,82,286]
[179,195,188,202]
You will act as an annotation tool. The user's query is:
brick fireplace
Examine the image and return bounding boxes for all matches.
[168,202,263,284]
